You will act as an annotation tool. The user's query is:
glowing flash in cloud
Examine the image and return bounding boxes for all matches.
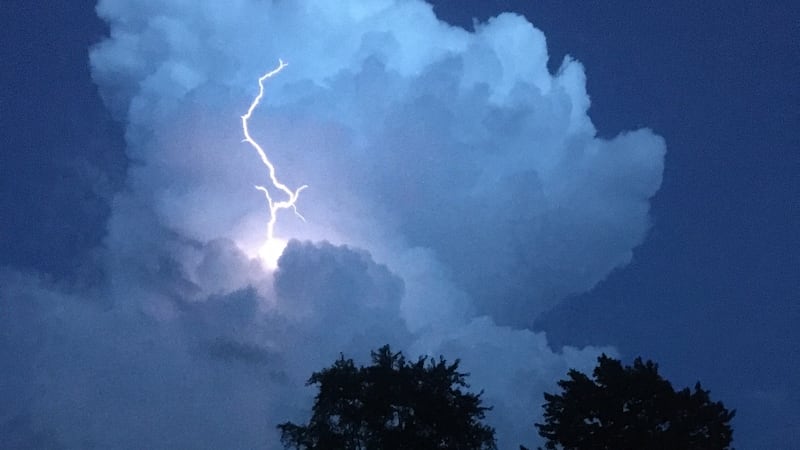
[241,59,308,245]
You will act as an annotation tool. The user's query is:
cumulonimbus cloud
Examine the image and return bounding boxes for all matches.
[0,0,664,448]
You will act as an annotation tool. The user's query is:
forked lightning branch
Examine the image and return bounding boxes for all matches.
[240,60,307,245]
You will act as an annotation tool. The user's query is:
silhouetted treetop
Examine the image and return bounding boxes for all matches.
[278,345,497,450]
[535,354,735,450]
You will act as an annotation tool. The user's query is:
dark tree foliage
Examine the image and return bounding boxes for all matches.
[278,345,497,450]
[534,354,735,450]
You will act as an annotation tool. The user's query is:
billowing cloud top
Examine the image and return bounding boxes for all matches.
[0,0,664,448]
[91,0,664,322]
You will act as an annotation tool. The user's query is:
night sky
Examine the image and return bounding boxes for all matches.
[2,1,798,448]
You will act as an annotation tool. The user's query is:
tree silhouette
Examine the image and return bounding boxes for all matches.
[278,345,497,450]
[534,354,735,450]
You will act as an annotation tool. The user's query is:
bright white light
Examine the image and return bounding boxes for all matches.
[241,59,307,262]
[258,237,288,270]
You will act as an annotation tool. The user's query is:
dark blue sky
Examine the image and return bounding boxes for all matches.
[2,1,798,448]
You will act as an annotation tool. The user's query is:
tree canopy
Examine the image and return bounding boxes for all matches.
[534,354,735,450]
[278,345,497,450]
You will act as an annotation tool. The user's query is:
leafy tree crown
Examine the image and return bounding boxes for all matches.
[534,354,735,450]
[278,345,497,450]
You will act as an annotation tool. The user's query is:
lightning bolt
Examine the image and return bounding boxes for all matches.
[241,59,307,243]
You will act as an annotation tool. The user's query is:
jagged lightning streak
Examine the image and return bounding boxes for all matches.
[241,59,307,245]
